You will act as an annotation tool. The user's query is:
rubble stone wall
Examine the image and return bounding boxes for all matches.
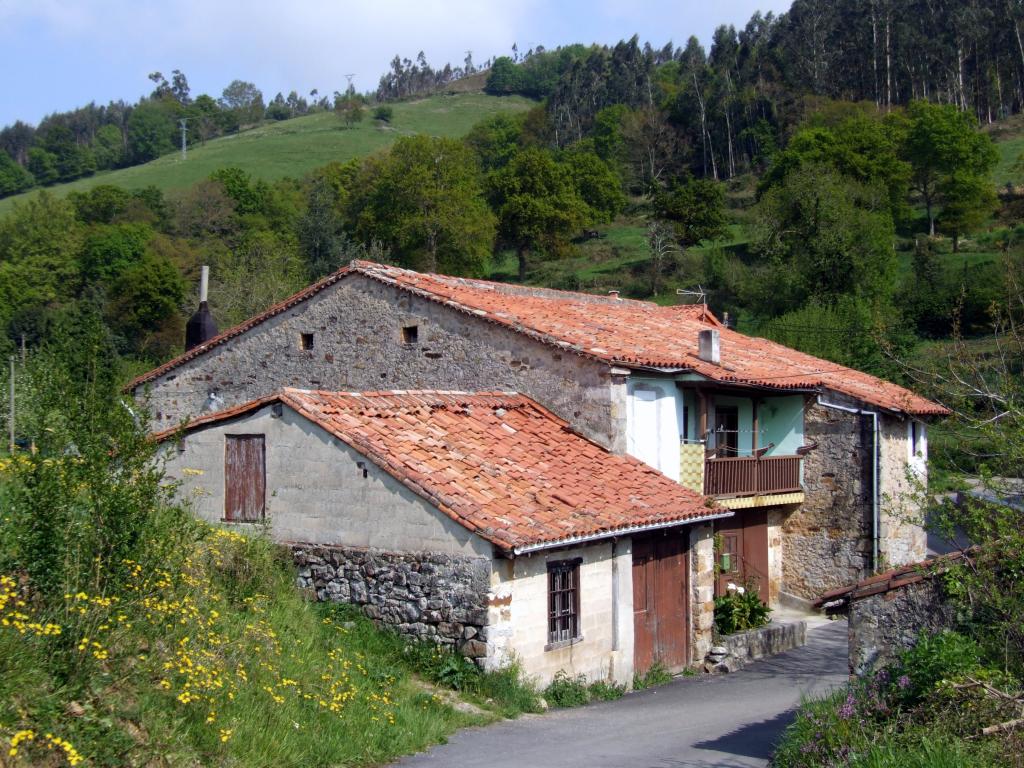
[293,544,492,658]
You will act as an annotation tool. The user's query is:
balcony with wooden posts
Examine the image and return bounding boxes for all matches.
[680,388,811,509]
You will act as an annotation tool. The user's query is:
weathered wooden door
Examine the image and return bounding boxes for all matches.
[714,509,769,603]
[224,435,265,521]
[633,532,689,673]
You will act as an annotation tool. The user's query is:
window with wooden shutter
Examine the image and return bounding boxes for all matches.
[224,435,266,522]
[547,558,582,648]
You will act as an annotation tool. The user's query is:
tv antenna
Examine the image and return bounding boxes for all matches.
[676,286,707,304]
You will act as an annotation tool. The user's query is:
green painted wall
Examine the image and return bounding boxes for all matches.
[761,396,805,456]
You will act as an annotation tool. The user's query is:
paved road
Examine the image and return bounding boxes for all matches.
[396,621,848,768]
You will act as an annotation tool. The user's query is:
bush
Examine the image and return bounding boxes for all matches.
[543,670,589,708]
[587,679,626,701]
[633,661,672,690]
[891,630,983,705]
[373,106,394,123]
[713,583,771,635]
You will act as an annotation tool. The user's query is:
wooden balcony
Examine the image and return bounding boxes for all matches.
[704,455,803,498]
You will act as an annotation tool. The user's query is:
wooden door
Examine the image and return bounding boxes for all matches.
[633,532,689,673]
[714,509,769,603]
[225,435,265,521]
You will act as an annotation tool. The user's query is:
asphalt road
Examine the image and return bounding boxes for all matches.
[395,620,848,768]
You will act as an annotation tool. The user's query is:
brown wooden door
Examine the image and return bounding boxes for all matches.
[633,532,689,673]
[714,509,769,603]
[225,435,265,521]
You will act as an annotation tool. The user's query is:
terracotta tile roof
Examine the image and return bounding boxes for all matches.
[814,547,976,608]
[131,260,947,416]
[156,389,725,552]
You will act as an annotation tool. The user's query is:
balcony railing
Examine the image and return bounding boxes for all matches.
[703,455,803,497]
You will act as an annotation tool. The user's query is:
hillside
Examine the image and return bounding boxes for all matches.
[0,93,534,217]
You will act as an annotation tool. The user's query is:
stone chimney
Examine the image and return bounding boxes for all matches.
[698,328,720,364]
[185,265,218,351]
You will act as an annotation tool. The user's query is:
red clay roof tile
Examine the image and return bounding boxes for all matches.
[155,389,724,552]
[132,261,946,416]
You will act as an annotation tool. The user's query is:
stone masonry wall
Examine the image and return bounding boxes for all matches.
[781,400,872,600]
[847,577,957,675]
[783,397,927,602]
[293,543,492,659]
[138,274,625,452]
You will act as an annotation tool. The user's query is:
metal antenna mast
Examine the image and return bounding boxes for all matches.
[344,74,356,93]
[178,118,189,160]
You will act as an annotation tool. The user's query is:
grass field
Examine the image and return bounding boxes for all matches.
[0,93,535,217]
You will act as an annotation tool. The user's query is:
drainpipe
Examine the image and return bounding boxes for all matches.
[816,397,880,572]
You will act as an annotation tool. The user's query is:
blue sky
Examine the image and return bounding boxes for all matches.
[0,1,793,127]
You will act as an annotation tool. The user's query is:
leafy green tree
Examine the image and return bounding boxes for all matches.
[488,147,593,280]
[591,105,629,164]
[559,146,626,222]
[760,114,910,218]
[105,253,185,358]
[26,148,58,186]
[0,193,81,337]
[654,176,727,247]
[485,57,525,94]
[464,113,525,171]
[0,152,33,197]
[68,185,131,224]
[753,163,896,310]
[334,92,365,129]
[903,101,998,236]
[373,106,394,123]
[209,167,269,216]
[126,101,175,163]
[937,172,997,252]
[39,125,95,181]
[77,223,152,282]
[349,136,495,275]
[220,80,265,125]
[92,124,126,169]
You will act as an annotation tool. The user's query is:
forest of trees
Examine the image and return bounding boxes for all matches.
[0,0,1020,390]
[0,71,337,199]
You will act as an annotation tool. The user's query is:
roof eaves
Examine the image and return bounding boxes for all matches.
[511,507,734,555]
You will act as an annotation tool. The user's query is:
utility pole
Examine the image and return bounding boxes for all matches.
[8,355,14,454]
[178,118,189,160]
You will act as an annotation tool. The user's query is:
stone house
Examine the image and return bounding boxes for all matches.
[157,388,728,686]
[132,260,946,643]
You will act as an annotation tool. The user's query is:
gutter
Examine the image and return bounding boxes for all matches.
[511,509,734,556]
[817,396,880,572]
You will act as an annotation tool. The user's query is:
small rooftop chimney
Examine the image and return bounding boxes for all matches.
[698,328,720,364]
[185,265,218,351]
[608,289,620,300]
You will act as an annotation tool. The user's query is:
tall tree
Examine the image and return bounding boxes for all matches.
[349,136,496,275]
[488,147,593,280]
[903,101,998,236]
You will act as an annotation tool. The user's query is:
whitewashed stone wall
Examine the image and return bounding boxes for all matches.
[486,541,634,688]
[160,404,493,557]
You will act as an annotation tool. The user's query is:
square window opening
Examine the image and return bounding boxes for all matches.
[300,332,314,351]
[547,558,582,647]
[402,325,419,345]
